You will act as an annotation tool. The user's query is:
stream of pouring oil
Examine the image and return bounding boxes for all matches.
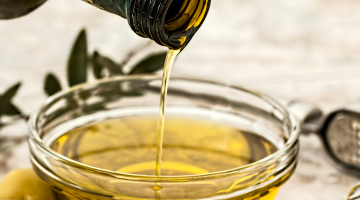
[155,49,181,176]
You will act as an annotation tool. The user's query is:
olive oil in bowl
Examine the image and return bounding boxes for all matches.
[51,115,277,176]
[44,107,294,200]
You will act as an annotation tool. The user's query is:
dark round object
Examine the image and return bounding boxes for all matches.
[0,0,47,19]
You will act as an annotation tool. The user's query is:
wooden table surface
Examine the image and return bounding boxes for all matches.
[1,0,360,199]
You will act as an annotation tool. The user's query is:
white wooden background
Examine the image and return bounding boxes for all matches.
[1,0,360,199]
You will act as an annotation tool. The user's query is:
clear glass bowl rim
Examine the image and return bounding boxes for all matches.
[28,74,300,182]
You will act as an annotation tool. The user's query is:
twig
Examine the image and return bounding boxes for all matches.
[119,41,152,67]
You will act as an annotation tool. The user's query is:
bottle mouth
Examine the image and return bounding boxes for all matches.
[128,0,210,49]
[164,0,207,32]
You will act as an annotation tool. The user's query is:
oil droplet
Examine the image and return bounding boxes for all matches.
[152,185,162,191]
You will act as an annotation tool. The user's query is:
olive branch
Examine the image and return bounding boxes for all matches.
[0,29,167,130]
[0,29,167,165]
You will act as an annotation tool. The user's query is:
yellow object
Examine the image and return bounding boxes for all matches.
[46,115,286,199]
[0,168,56,200]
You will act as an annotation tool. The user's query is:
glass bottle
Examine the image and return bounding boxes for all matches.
[0,0,211,49]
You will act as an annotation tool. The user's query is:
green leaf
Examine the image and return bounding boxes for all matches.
[44,73,62,96]
[0,95,22,116]
[67,29,88,87]
[4,103,22,116]
[97,86,122,101]
[92,51,103,79]
[129,52,167,74]
[82,102,106,113]
[121,91,143,97]
[0,83,21,115]
[102,57,123,76]
[92,51,122,77]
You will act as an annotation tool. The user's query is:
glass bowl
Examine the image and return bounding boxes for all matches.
[28,75,299,200]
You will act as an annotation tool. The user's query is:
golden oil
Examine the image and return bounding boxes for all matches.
[49,115,291,200]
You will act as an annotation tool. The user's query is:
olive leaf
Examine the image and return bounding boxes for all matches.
[44,73,62,96]
[129,52,167,74]
[121,91,143,97]
[92,51,104,79]
[92,51,123,77]
[82,102,106,113]
[3,102,22,116]
[67,29,88,87]
[0,83,21,116]
[0,94,22,116]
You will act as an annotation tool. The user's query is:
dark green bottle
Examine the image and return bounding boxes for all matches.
[0,0,211,49]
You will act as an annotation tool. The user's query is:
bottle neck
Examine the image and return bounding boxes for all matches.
[0,0,210,50]
[83,0,210,49]
[128,0,210,50]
